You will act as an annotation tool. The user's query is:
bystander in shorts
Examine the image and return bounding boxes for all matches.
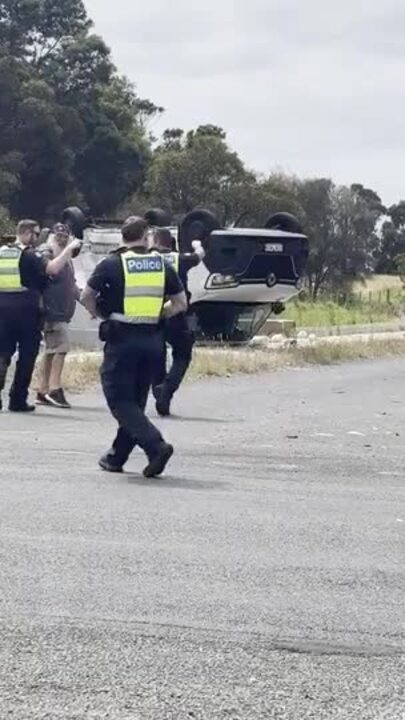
[43,321,70,355]
[36,223,80,409]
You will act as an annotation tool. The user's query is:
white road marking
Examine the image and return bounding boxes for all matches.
[347,431,366,436]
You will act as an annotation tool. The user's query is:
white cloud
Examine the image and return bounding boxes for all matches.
[84,0,405,203]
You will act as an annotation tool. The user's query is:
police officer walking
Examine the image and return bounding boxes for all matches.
[0,219,81,412]
[80,216,187,478]
[150,228,205,416]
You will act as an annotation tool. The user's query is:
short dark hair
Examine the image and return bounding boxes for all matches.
[17,219,39,236]
[154,228,174,250]
[121,216,148,243]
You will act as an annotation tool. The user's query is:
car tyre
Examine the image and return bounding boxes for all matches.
[144,208,172,227]
[179,209,221,251]
[61,206,87,240]
[265,212,303,234]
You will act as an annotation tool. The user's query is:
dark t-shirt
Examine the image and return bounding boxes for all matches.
[87,248,183,324]
[157,251,200,298]
[160,251,200,334]
[0,245,48,311]
[40,246,78,323]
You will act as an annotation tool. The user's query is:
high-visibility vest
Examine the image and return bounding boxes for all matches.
[163,251,179,273]
[111,251,166,324]
[0,245,26,293]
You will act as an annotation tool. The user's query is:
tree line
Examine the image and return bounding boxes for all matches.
[1,0,405,297]
[0,0,161,224]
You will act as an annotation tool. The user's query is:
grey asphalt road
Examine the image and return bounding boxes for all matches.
[1,359,404,719]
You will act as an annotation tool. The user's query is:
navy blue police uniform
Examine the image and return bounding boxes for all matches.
[153,251,200,415]
[87,247,183,475]
[0,242,48,411]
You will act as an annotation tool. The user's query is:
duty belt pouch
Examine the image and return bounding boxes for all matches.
[99,320,110,342]
[99,320,126,343]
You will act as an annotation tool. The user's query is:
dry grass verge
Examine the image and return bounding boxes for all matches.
[191,337,405,379]
[32,353,101,393]
[52,336,405,392]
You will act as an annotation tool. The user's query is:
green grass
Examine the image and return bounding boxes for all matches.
[353,274,403,293]
[284,296,404,328]
[283,274,405,328]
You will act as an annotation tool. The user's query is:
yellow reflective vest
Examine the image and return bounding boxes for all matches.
[116,251,166,324]
[0,245,25,293]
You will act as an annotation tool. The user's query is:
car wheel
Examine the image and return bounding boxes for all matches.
[179,209,221,252]
[61,206,87,240]
[265,212,303,234]
[144,208,172,227]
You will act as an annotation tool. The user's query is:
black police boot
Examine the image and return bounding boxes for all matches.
[98,454,123,473]
[143,442,174,478]
[154,384,172,417]
[9,401,36,413]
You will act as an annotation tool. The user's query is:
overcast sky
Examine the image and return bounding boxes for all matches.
[85,0,405,204]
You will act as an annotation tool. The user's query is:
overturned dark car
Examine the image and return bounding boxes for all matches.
[63,206,309,343]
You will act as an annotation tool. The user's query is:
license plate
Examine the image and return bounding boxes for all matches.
[264,243,283,253]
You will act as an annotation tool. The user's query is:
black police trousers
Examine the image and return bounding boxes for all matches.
[100,326,165,467]
[0,305,42,405]
[153,318,194,398]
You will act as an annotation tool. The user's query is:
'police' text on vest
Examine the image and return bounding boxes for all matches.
[125,257,163,274]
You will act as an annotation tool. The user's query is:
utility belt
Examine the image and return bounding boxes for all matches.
[165,312,196,334]
[99,319,160,343]
[0,293,42,315]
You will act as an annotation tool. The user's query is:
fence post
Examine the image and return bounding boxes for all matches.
[387,289,390,304]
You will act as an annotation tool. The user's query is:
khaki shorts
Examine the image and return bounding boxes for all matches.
[43,321,70,355]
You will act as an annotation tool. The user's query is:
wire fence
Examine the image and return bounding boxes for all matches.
[313,288,405,307]
[350,289,404,306]
[286,288,405,328]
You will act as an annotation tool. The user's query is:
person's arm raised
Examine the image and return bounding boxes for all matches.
[45,239,82,277]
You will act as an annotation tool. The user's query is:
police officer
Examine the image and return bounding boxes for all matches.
[0,219,81,412]
[80,216,187,478]
[150,228,205,416]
